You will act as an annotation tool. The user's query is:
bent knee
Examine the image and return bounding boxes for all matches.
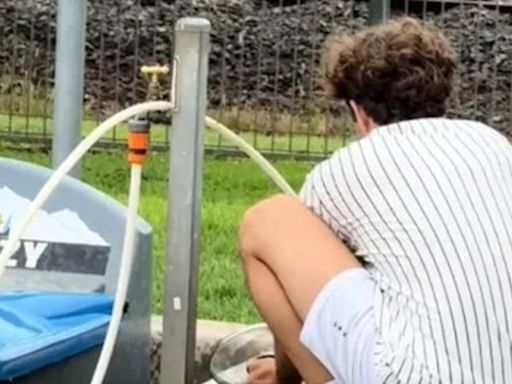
[239,194,299,259]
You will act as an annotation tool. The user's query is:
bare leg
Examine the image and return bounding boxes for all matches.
[239,195,362,384]
[242,256,329,384]
[275,341,303,384]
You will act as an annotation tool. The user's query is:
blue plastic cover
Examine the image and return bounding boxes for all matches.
[0,292,113,380]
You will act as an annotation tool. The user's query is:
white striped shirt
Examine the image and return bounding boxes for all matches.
[299,118,512,383]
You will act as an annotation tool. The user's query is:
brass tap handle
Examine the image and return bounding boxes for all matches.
[141,65,170,100]
[141,65,170,82]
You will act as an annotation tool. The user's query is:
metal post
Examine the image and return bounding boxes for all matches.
[51,0,87,178]
[369,0,391,25]
[161,18,211,384]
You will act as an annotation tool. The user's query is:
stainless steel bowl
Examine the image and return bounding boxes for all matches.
[209,323,274,384]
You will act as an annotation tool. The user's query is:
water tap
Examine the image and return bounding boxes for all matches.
[141,65,170,101]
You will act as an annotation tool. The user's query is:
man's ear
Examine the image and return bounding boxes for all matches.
[349,100,377,136]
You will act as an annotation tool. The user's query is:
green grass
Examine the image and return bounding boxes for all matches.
[0,146,315,323]
[0,113,351,155]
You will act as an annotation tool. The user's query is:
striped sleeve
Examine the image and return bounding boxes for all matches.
[298,155,352,244]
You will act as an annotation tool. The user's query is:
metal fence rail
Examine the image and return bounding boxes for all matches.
[1,0,512,159]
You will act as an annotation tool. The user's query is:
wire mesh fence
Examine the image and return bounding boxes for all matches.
[0,0,512,159]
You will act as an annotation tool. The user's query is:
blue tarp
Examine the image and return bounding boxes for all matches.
[0,292,113,380]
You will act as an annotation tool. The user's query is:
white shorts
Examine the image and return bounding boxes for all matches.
[300,268,379,384]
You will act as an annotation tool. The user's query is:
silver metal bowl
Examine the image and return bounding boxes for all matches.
[209,323,274,384]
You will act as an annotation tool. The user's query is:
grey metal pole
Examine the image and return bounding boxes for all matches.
[161,17,211,384]
[51,0,87,178]
[369,0,391,25]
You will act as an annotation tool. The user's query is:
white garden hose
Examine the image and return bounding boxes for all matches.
[205,116,296,196]
[0,101,174,280]
[90,164,142,384]
[0,101,296,278]
[0,100,296,384]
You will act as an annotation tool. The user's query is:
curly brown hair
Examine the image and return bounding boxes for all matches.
[321,16,457,125]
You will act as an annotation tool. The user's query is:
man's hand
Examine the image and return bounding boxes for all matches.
[247,357,279,384]
[246,350,303,384]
